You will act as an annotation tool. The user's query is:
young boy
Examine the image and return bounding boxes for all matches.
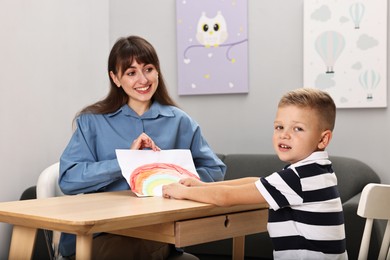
[162,88,348,259]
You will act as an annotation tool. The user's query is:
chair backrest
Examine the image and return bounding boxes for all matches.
[357,183,390,260]
[36,162,64,259]
[37,162,64,199]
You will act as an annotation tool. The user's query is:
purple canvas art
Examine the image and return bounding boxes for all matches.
[176,0,248,95]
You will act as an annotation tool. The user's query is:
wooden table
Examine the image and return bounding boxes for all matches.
[0,190,268,260]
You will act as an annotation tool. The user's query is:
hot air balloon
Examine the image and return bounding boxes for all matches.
[359,70,381,100]
[315,31,346,73]
[350,2,365,29]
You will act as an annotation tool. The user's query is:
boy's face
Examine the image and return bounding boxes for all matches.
[273,105,330,164]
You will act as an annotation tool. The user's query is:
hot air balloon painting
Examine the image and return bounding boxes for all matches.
[350,2,365,29]
[359,70,381,100]
[115,149,199,197]
[315,31,346,74]
[304,0,387,108]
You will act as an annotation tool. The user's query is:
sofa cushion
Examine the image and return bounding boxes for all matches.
[223,154,285,180]
[330,156,380,202]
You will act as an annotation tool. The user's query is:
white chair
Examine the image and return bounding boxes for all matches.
[37,162,63,260]
[36,162,198,260]
[357,183,390,260]
[37,162,63,198]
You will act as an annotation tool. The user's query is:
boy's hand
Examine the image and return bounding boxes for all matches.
[179,177,204,187]
[162,182,186,199]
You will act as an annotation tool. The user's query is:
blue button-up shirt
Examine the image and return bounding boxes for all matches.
[58,101,226,256]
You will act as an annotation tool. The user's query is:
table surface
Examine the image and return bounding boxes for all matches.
[0,190,266,235]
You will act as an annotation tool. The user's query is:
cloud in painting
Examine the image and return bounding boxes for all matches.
[357,34,379,50]
[315,73,335,89]
[311,5,331,22]
[351,62,362,70]
[339,96,349,103]
[339,16,349,24]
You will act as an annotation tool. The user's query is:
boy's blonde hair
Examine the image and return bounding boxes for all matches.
[278,88,336,131]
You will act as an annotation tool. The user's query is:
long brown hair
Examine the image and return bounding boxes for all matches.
[76,36,177,117]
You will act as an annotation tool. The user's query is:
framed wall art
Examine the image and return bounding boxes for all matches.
[304,0,387,108]
[176,0,248,95]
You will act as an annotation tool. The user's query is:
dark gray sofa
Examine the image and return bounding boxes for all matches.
[186,154,382,260]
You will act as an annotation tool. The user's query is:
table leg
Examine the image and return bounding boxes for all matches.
[232,236,245,260]
[76,234,93,260]
[8,225,37,260]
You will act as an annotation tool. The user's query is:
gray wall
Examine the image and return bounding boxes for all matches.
[0,0,389,258]
[0,0,109,258]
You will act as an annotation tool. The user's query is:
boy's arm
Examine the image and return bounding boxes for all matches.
[213,177,260,186]
[163,181,266,207]
[181,177,259,187]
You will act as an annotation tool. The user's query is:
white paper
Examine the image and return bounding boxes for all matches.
[116,149,199,197]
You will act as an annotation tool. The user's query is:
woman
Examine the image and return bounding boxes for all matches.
[58,35,226,259]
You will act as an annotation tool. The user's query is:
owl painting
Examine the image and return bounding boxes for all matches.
[196,11,228,47]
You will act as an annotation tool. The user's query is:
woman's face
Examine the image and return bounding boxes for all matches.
[110,59,159,112]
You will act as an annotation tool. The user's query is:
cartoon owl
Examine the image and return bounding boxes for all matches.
[196,11,228,47]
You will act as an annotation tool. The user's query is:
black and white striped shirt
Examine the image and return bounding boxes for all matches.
[255,151,348,259]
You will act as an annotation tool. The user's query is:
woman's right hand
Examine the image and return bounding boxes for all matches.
[130,133,160,151]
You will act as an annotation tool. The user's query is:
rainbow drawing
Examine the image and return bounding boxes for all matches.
[130,162,200,197]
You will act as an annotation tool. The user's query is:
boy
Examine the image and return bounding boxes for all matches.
[162,88,348,259]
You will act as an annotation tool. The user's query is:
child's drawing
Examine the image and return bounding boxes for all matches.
[116,149,199,197]
[130,163,199,196]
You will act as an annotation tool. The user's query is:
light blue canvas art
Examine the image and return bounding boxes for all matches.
[176,0,248,95]
[304,0,387,108]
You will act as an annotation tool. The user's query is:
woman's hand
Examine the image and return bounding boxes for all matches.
[131,133,160,151]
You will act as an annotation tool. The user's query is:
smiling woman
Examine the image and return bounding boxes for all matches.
[57,35,226,259]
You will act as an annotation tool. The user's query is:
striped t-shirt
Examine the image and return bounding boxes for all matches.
[255,151,348,259]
